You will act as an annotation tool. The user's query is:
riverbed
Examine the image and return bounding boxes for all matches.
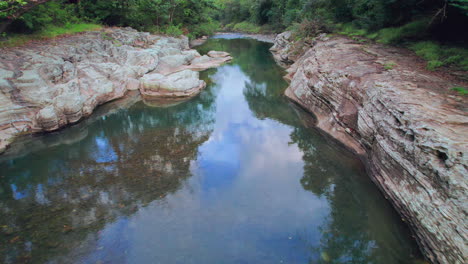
[0,35,422,264]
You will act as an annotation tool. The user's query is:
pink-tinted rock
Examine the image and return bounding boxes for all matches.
[273,34,468,264]
[139,70,206,99]
[208,50,230,58]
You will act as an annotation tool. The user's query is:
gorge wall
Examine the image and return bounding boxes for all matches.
[0,28,231,153]
[271,32,467,263]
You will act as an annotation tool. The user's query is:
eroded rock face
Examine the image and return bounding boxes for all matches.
[0,28,231,153]
[140,70,206,98]
[272,35,468,263]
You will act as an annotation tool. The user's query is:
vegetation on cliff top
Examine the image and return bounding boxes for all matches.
[216,0,468,71]
[0,0,221,40]
[1,0,467,72]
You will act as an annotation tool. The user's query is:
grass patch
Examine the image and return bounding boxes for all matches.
[334,20,468,72]
[375,20,427,44]
[383,61,397,70]
[409,41,468,71]
[337,23,367,36]
[451,87,468,95]
[38,23,102,38]
[0,23,102,48]
[337,20,428,44]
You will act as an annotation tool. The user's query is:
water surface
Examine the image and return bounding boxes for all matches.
[0,36,421,264]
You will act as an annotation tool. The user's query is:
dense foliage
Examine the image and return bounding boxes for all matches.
[2,0,467,40]
[1,0,467,70]
[217,0,468,40]
[216,0,468,71]
[219,0,460,32]
[1,0,221,38]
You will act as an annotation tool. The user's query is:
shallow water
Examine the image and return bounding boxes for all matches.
[0,36,421,264]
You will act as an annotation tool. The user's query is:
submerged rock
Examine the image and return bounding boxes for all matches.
[272,34,468,264]
[0,27,231,152]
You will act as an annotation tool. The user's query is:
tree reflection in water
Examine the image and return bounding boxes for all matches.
[0,37,421,264]
[239,37,421,263]
[0,84,217,263]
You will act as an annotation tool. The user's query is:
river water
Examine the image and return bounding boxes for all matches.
[0,35,422,263]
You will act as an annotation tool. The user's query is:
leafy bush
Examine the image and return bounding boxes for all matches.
[232,21,261,34]
[11,0,80,33]
[337,23,367,36]
[188,20,221,39]
[291,18,333,40]
[284,9,301,26]
[224,23,236,31]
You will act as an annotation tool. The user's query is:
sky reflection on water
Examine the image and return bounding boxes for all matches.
[0,37,421,264]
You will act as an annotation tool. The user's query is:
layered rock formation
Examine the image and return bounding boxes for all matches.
[0,27,231,153]
[271,32,468,263]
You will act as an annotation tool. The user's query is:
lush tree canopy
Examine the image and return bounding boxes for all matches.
[216,0,468,31]
[1,0,467,41]
[1,0,221,38]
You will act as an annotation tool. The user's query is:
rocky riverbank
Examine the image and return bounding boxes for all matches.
[212,32,276,43]
[0,27,231,153]
[271,31,468,264]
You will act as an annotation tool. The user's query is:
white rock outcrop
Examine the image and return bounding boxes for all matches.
[0,27,232,153]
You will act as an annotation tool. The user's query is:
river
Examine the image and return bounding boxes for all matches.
[0,35,422,264]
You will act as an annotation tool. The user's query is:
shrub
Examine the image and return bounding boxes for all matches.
[224,23,236,31]
[163,25,184,37]
[232,21,261,34]
[188,20,221,39]
[11,0,80,33]
[292,18,332,40]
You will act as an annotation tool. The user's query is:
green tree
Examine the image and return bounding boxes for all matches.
[0,0,53,33]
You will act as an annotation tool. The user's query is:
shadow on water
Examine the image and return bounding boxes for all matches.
[0,36,422,263]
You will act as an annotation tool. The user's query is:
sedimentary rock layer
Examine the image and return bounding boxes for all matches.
[0,27,231,153]
[271,32,468,264]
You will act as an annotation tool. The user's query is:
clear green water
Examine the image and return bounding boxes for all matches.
[0,36,422,264]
